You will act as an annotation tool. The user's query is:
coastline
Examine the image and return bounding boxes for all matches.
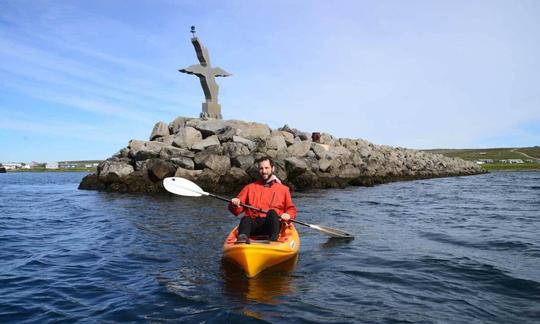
[480,163,540,171]
[5,169,95,173]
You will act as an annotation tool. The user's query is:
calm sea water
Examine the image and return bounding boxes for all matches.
[0,171,539,323]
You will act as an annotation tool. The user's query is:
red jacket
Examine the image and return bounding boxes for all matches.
[228,179,297,219]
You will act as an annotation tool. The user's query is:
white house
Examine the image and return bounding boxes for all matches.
[501,159,524,164]
[2,163,22,170]
[476,159,493,164]
[46,162,59,169]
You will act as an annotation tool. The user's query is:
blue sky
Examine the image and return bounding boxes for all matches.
[1,0,539,162]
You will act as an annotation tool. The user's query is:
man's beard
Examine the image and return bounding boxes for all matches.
[260,171,273,181]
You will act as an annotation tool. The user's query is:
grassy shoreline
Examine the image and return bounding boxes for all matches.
[423,146,540,171]
[480,163,540,171]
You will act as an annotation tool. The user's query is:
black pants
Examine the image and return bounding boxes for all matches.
[238,210,281,241]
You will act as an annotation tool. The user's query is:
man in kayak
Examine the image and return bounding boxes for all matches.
[229,156,297,243]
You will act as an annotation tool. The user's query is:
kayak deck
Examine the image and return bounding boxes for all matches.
[223,224,300,278]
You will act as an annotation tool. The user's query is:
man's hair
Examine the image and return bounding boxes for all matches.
[256,156,274,167]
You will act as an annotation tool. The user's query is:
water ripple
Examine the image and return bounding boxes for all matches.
[0,171,539,323]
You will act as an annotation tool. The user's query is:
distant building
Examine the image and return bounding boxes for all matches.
[46,162,59,169]
[31,161,45,168]
[58,161,77,168]
[501,159,524,164]
[3,163,23,170]
[509,159,524,164]
[476,159,493,164]
[58,160,101,169]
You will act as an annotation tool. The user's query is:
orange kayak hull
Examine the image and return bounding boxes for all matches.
[222,224,300,278]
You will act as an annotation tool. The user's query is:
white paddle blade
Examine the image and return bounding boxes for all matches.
[163,177,207,197]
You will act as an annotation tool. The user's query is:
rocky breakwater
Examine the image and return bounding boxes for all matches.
[79,117,486,193]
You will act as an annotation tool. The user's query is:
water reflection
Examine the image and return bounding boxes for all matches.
[221,255,298,304]
[321,237,354,249]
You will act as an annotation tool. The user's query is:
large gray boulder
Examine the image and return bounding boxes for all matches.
[311,143,330,159]
[156,135,175,146]
[198,154,231,175]
[129,140,167,161]
[169,116,188,134]
[150,121,170,141]
[216,167,251,192]
[265,135,287,151]
[329,145,351,159]
[146,159,176,181]
[98,161,134,182]
[216,126,242,142]
[272,130,295,145]
[193,147,221,168]
[229,120,271,140]
[279,124,310,140]
[319,159,331,172]
[338,165,361,179]
[172,127,203,149]
[226,167,250,182]
[159,146,194,160]
[186,119,229,138]
[231,155,255,170]
[170,156,195,170]
[359,147,371,158]
[175,167,203,179]
[122,170,157,193]
[287,141,311,157]
[285,157,308,177]
[222,142,250,157]
[191,135,220,151]
[232,136,256,150]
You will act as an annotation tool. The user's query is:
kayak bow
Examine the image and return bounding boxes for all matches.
[223,224,300,278]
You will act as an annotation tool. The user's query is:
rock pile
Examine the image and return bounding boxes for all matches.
[79,117,486,193]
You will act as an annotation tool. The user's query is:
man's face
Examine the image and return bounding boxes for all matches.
[258,160,274,181]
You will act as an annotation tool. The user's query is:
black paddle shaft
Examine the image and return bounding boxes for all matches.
[208,193,267,213]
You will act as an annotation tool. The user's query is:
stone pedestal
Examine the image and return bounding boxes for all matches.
[201,102,222,119]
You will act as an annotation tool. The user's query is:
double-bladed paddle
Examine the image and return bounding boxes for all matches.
[163,177,354,239]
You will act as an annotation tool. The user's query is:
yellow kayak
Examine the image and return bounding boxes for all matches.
[222,224,300,278]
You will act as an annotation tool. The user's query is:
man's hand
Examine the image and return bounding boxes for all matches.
[280,213,291,221]
[231,198,241,207]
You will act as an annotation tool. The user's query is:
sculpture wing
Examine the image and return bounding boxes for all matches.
[212,67,231,77]
[179,64,206,76]
[191,38,210,66]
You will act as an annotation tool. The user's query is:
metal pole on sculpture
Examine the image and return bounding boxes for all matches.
[179,26,231,119]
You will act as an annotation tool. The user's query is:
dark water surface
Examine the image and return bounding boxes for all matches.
[1,172,539,323]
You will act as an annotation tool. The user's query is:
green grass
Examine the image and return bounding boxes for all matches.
[516,147,540,159]
[481,163,540,171]
[425,146,540,161]
[423,146,540,171]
